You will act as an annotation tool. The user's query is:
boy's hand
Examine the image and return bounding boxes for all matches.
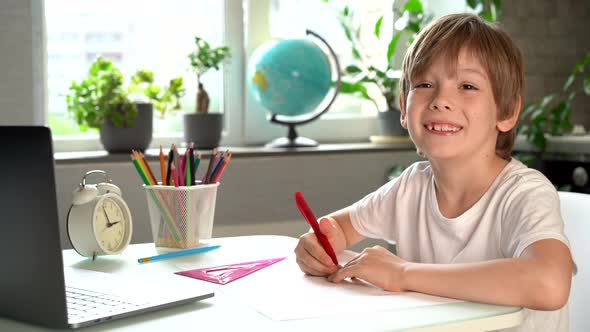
[294,217,346,276]
[328,245,407,292]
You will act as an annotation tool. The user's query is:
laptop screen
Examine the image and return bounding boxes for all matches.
[0,126,69,328]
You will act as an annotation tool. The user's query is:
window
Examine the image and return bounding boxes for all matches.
[243,0,386,145]
[45,0,224,151]
[242,0,467,145]
[45,0,470,151]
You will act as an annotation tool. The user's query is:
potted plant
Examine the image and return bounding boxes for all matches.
[328,0,430,137]
[330,0,500,138]
[517,50,590,161]
[66,57,184,153]
[184,36,231,148]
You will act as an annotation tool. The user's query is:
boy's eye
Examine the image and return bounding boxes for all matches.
[462,84,477,90]
[414,83,432,89]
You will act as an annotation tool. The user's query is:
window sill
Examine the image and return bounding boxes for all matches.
[54,141,415,164]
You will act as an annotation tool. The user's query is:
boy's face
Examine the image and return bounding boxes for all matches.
[400,48,509,162]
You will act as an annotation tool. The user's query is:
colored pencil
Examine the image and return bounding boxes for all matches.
[172,144,180,184]
[131,156,151,186]
[203,148,218,184]
[209,151,226,183]
[188,143,195,186]
[211,151,232,183]
[138,151,158,185]
[130,154,182,243]
[132,150,154,185]
[171,164,178,187]
[178,150,186,187]
[166,147,174,185]
[159,145,166,185]
[193,152,201,183]
[137,245,221,264]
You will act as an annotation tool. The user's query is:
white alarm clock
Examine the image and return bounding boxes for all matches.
[67,170,133,259]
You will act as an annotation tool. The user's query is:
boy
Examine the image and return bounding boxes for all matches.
[294,13,574,331]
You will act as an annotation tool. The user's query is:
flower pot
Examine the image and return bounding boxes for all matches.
[100,103,153,153]
[183,113,223,148]
[378,109,408,137]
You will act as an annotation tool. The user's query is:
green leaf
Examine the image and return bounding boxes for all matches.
[344,65,362,74]
[343,5,349,16]
[566,90,577,103]
[573,50,590,74]
[560,103,573,130]
[540,93,556,109]
[368,66,386,79]
[387,32,402,63]
[466,0,478,9]
[403,0,423,14]
[340,81,371,100]
[480,11,493,22]
[516,124,529,135]
[531,109,547,124]
[520,103,538,119]
[563,74,575,91]
[529,127,547,152]
[492,0,502,19]
[548,101,566,135]
[374,16,383,38]
[407,21,421,33]
[352,47,361,60]
[343,24,353,41]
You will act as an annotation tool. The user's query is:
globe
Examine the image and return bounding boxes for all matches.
[247,38,332,118]
[247,31,341,147]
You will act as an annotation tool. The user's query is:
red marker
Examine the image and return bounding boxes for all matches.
[294,192,339,265]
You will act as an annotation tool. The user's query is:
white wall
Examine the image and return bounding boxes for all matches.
[0,0,45,125]
[56,150,421,250]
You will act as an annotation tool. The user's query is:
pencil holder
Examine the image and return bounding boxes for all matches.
[144,183,219,249]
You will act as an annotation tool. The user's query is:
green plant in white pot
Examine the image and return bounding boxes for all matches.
[66,57,184,153]
[184,36,231,148]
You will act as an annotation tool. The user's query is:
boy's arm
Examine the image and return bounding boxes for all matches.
[403,239,573,310]
[325,207,365,250]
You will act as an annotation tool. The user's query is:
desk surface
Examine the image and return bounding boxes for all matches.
[0,235,522,331]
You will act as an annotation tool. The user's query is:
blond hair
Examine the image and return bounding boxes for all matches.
[400,13,524,160]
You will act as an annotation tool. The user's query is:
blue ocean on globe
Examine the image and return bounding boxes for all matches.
[247,38,332,117]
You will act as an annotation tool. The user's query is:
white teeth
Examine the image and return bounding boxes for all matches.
[427,124,461,132]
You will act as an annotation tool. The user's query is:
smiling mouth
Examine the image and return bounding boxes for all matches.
[424,123,463,133]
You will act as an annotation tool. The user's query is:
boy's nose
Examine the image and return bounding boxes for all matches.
[429,98,452,111]
[430,103,451,111]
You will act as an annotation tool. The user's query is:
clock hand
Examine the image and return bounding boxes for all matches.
[102,205,113,225]
[102,205,116,227]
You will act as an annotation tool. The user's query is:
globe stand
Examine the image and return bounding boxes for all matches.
[265,121,318,148]
[262,30,342,149]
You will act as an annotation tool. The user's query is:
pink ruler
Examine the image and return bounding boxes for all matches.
[175,257,287,285]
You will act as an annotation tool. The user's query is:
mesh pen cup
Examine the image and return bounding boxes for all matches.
[144,183,219,249]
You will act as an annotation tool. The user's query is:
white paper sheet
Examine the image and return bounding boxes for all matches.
[219,251,462,321]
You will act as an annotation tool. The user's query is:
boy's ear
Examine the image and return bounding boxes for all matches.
[497,95,522,132]
[399,94,408,129]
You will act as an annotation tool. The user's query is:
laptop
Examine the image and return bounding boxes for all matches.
[0,126,214,329]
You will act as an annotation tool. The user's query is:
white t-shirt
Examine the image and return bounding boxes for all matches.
[350,158,571,332]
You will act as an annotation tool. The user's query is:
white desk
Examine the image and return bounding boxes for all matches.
[0,235,522,331]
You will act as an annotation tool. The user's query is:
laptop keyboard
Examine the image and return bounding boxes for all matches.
[66,286,149,321]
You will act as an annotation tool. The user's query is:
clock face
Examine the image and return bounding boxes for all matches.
[93,196,130,253]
